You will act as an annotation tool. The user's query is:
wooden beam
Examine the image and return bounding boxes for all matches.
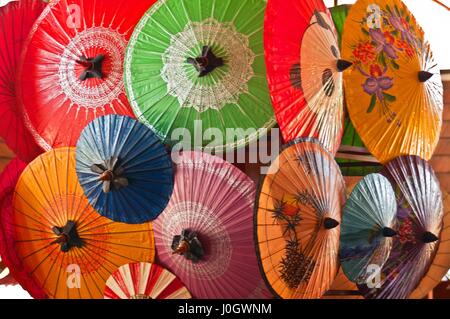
[336,152,380,163]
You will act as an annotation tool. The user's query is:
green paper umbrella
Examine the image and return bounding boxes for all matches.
[125,0,276,152]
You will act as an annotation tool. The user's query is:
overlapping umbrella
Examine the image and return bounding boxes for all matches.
[76,115,174,224]
[342,0,443,163]
[12,148,155,298]
[104,262,191,299]
[255,138,346,298]
[153,151,271,299]
[340,173,397,285]
[0,158,46,297]
[265,0,350,154]
[124,0,275,152]
[0,0,45,162]
[358,156,443,299]
[410,190,450,299]
[17,0,157,150]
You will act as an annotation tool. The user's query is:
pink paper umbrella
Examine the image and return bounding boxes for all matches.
[153,151,271,299]
[0,158,46,298]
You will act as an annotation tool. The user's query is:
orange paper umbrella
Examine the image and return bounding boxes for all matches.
[104,262,191,299]
[12,147,154,299]
[342,0,443,163]
[410,191,450,299]
[255,138,346,298]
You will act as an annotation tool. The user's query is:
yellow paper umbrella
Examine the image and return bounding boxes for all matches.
[409,191,450,299]
[12,148,154,299]
[342,0,443,164]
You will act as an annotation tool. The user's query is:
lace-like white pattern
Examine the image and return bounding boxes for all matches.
[161,201,232,280]
[178,159,255,206]
[161,18,255,112]
[58,27,126,109]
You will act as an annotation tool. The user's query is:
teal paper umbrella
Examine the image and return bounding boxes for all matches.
[340,173,397,285]
[124,0,275,152]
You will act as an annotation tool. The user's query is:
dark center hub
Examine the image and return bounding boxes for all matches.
[51,220,83,253]
[171,229,204,263]
[77,54,105,81]
[187,46,224,77]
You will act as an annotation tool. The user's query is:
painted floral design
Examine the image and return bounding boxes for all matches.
[352,42,376,63]
[272,195,316,289]
[351,3,422,125]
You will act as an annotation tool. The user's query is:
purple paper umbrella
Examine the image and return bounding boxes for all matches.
[358,156,443,299]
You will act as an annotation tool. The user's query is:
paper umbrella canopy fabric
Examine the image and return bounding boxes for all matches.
[17,0,157,150]
[339,173,397,285]
[76,115,174,224]
[104,262,191,299]
[124,0,275,152]
[342,0,443,164]
[0,158,46,298]
[0,0,45,162]
[410,190,450,299]
[358,156,443,299]
[264,0,349,155]
[255,138,346,299]
[153,151,271,299]
[12,148,155,299]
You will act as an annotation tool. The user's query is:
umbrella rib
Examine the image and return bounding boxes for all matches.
[27,244,59,274]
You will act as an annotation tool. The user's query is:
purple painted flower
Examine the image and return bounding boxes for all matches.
[369,29,398,59]
[389,15,416,46]
[360,64,393,102]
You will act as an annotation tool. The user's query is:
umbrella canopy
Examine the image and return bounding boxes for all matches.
[340,173,397,285]
[17,0,157,150]
[358,156,443,299]
[104,262,191,299]
[342,0,443,164]
[0,158,46,298]
[255,138,346,299]
[0,0,45,162]
[264,0,349,155]
[153,151,271,299]
[410,190,450,299]
[76,115,174,224]
[12,147,155,299]
[124,0,275,152]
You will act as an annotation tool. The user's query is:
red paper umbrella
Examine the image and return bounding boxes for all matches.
[0,0,45,162]
[264,0,349,154]
[17,0,156,149]
[104,262,191,299]
[0,158,46,298]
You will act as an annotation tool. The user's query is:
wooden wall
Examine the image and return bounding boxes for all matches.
[431,80,450,193]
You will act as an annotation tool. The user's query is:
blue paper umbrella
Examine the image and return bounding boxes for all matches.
[340,173,397,285]
[76,115,174,223]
